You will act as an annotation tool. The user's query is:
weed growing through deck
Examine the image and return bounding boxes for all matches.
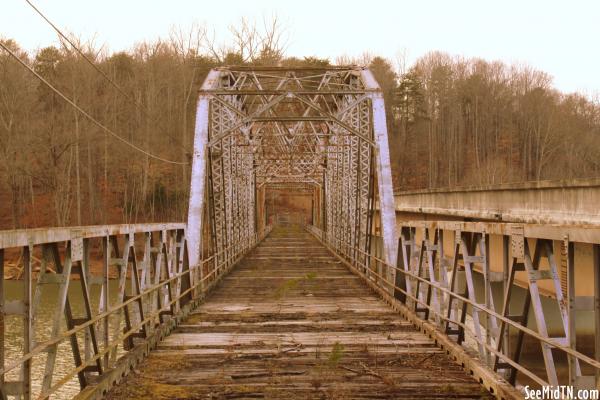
[274,273,319,300]
[327,342,345,367]
[274,278,301,299]
[310,341,346,393]
[305,272,317,280]
[440,383,456,394]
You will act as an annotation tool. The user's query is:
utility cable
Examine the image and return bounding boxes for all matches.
[24,0,190,152]
[0,41,188,165]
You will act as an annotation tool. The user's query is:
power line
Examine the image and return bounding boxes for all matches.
[24,0,189,152]
[0,41,189,165]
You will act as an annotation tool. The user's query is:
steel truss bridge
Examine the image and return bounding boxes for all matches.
[0,67,599,399]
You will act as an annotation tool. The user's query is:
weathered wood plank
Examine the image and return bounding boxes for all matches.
[106,226,493,399]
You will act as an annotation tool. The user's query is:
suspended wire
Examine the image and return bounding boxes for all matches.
[0,41,189,165]
[24,0,190,152]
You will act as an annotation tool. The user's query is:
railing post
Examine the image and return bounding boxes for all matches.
[101,235,110,370]
[0,248,4,399]
[23,244,32,400]
[567,238,577,387]
[394,236,406,304]
[501,234,510,379]
[594,244,600,389]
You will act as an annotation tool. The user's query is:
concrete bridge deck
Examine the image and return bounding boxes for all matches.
[106,226,492,399]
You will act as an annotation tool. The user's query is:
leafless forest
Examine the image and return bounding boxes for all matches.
[1,20,599,229]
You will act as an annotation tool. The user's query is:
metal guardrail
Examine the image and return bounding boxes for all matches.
[307,222,600,398]
[0,223,272,400]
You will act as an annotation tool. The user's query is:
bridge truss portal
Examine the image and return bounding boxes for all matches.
[187,66,398,281]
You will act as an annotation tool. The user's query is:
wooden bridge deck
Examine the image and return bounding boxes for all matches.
[107,226,492,399]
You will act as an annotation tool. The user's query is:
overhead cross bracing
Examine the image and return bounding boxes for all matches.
[186,66,399,283]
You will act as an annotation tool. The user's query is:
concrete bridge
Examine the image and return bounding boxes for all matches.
[1,67,599,399]
[394,178,600,225]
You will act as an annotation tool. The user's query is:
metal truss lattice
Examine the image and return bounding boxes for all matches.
[187,66,398,279]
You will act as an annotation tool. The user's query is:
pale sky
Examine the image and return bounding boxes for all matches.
[2,0,600,95]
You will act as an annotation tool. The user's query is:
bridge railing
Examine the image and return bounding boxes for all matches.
[0,223,272,400]
[307,222,600,397]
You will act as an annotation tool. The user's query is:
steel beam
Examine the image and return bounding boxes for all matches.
[187,70,221,268]
[360,69,398,279]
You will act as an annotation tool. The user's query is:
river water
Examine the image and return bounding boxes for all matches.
[3,280,120,399]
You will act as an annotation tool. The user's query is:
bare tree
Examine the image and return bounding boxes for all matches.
[204,15,289,64]
[3,29,600,230]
